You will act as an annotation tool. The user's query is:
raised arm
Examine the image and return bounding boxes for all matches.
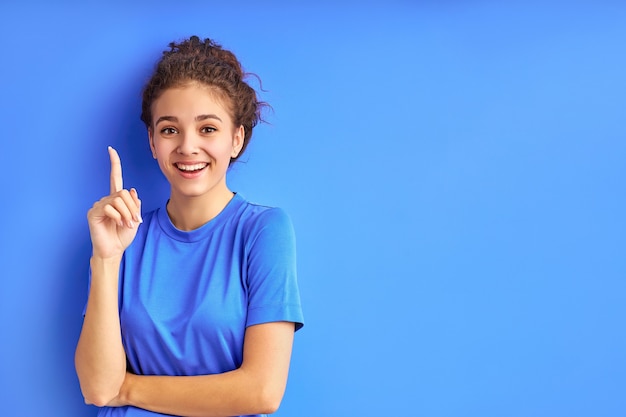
[75,147,142,406]
[114,321,295,416]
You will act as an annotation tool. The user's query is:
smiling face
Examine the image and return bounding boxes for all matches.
[148,82,244,204]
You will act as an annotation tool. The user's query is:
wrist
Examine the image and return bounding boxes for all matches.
[89,255,123,285]
[90,254,123,265]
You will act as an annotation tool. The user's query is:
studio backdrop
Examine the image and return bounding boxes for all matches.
[0,1,624,416]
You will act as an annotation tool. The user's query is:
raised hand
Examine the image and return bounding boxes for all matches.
[87,147,142,259]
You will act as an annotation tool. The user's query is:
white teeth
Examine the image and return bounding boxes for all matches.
[176,163,208,171]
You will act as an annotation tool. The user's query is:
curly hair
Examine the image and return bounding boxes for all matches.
[140,36,268,162]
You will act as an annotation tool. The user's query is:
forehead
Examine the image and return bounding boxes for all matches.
[152,83,233,122]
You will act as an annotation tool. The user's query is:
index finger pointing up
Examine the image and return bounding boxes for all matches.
[108,146,124,194]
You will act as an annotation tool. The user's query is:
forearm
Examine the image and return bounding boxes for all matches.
[115,322,294,416]
[75,256,127,406]
[120,368,281,417]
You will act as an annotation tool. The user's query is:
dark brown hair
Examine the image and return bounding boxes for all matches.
[140,36,268,162]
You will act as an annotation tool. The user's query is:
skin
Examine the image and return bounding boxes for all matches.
[75,82,295,415]
[148,83,244,231]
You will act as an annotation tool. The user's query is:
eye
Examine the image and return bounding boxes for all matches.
[200,126,216,134]
[160,127,178,135]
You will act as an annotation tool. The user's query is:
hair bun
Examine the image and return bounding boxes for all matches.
[165,36,244,78]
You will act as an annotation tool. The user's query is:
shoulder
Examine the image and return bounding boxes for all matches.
[237,198,292,230]
[235,198,295,246]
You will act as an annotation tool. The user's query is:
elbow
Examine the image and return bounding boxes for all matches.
[254,384,285,415]
[85,395,114,408]
[76,362,126,406]
[258,398,281,415]
[257,398,281,415]
[80,388,119,408]
[76,371,125,408]
[76,375,123,407]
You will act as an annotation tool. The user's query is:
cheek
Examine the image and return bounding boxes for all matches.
[207,142,236,161]
[153,141,174,158]
[221,147,237,164]
[152,146,172,168]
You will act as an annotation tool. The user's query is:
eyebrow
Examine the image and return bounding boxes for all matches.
[155,114,223,125]
[196,114,223,122]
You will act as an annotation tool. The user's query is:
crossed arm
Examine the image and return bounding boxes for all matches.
[111,321,294,416]
[75,255,295,416]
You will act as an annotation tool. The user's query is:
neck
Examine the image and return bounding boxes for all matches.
[166,187,234,231]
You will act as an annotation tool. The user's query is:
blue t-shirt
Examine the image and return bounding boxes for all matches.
[96,193,304,417]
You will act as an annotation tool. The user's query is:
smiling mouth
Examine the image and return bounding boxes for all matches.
[175,162,208,173]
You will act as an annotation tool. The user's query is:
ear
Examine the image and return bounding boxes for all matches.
[148,128,157,159]
[231,125,245,158]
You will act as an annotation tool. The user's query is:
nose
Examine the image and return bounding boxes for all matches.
[177,131,199,155]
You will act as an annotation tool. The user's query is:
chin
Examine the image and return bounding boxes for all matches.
[172,184,223,199]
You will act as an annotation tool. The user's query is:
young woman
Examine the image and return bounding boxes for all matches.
[75,36,304,417]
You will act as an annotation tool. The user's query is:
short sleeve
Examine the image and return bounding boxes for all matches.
[245,208,304,331]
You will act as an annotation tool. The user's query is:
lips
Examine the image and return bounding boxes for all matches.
[175,162,208,172]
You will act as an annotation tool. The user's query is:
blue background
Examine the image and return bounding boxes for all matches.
[1,1,624,416]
